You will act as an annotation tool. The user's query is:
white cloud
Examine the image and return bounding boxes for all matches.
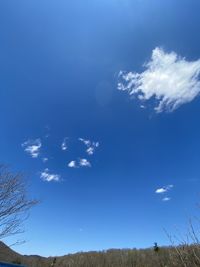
[22,139,42,158]
[68,158,91,168]
[155,184,173,194]
[118,47,200,112]
[79,158,91,167]
[86,147,94,155]
[40,168,60,182]
[79,138,99,155]
[68,160,77,168]
[79,138,90,146]
[61,137,68,151]
[155,188,167,194]
[162,197,171,202]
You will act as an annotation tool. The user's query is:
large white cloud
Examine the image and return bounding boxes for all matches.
[22,139,42,158]
[118,47,200,112]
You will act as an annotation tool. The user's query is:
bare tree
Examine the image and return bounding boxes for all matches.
[0,165,38,240]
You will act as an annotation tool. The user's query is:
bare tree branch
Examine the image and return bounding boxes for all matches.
[0,165,38,240]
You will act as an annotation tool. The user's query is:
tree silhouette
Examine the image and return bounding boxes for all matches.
[0,165,38,240]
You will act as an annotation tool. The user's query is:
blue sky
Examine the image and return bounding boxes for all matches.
[1,0,200,257]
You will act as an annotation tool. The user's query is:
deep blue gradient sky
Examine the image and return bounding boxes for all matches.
[1,0,200,257]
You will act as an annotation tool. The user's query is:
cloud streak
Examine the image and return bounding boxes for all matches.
[118,47,200,112]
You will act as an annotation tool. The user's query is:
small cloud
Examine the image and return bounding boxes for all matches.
[86,147,94,155]
[61,137,68,151]
[155,184,173,194]
[42,157,48,163]
[40,168,60,182]
[79,138,90,146]
[86,146,98,156]
[68,158,91,168]
[79,158,91,167]
[140,105,146,109]
[22,139,42,158]
[118,47,200,112]
[68,160,78,168]
[155,188,167,194]
[162,197,171,202]
[79,138,99,155]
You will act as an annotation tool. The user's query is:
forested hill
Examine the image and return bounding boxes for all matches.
[0,241,199,267]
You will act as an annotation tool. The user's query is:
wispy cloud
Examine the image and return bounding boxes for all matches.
[162,197,171,202]
[155,184,173,194]
[44,125,50,138]
[61,137,68,151]
[79,138,99,155]
[40,168,60,182]
[68,158,91,168]
[42,157,48,163]
[22,139,42,158]
[118,47,200,112]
